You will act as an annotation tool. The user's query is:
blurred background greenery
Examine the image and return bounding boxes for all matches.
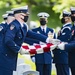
[0,0,75,74]
[0,0,75,28]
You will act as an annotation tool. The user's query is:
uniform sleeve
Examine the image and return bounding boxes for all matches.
[26,30,47,43]
[4,25,20,53]
[61,28,71,40]
[24,37,39,45]
[65,42,75,52]
[53,30,56,39]
[65,28,71,34]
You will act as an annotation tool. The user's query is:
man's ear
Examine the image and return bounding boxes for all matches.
[46,19,48,23]
[20,14,24,19]
[65,18,69,22]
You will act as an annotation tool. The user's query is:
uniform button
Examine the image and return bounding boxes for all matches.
[19,32,21,34]
[6,54,7,56]
[19,37,21,39]
[15,44,17,46]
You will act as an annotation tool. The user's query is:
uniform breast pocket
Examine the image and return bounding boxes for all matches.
[17,31,23,39]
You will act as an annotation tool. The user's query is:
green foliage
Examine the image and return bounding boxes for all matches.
[0,7,11,22]
[1,0,73,28]
[31,6,61,28]
[52,0,75,13]
[0,6,61,28]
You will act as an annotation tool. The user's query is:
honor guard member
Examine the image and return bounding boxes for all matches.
[0,14,8,49]
[2,13,8,23]
[1,10,15,32]
[57,7,75,75]
[0,11,15,49]
[6,10,15,24]
[53,11,72,75]
[0,5,59,75]
[3,10,15,32]
[31,12,56,75]
[1,13,8,32]
[2,10,15,34]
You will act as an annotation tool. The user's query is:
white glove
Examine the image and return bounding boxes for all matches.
[19,47,29,55]
[50,45,57,51]
[51,39,61,45]
[46,38,61,45]
[46,38,55,43]
[46,37,51,43]
[31,57,35,62]
[57,42,67,50]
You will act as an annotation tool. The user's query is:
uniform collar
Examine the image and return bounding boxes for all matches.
[14,19,24,27]
[19,22,27,27]
[20,22,24,27]
[40,25,47,33]
[23,23,28,31]
[13,20,28,31]
[63,22,72,27]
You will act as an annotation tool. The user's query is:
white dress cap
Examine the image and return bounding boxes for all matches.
[37,12,50,18]
[63,10,71,15]
[70,7,75,11]
[2,13,8,18]
[11,5,29,14]
[6,10,14,14]
[12,5,28,11]
[70,7,75,14]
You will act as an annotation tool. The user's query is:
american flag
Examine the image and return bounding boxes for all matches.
[22,43,54,54]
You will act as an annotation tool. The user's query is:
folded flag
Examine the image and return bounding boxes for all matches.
[22,43,53,54]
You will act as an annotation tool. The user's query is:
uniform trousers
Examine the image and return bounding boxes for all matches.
[70,67,75,75]
[0,66,13,75]
[35,63,52,75]
[55,64,70,75]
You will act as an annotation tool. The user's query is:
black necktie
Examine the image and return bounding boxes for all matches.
[42,29,45,34]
